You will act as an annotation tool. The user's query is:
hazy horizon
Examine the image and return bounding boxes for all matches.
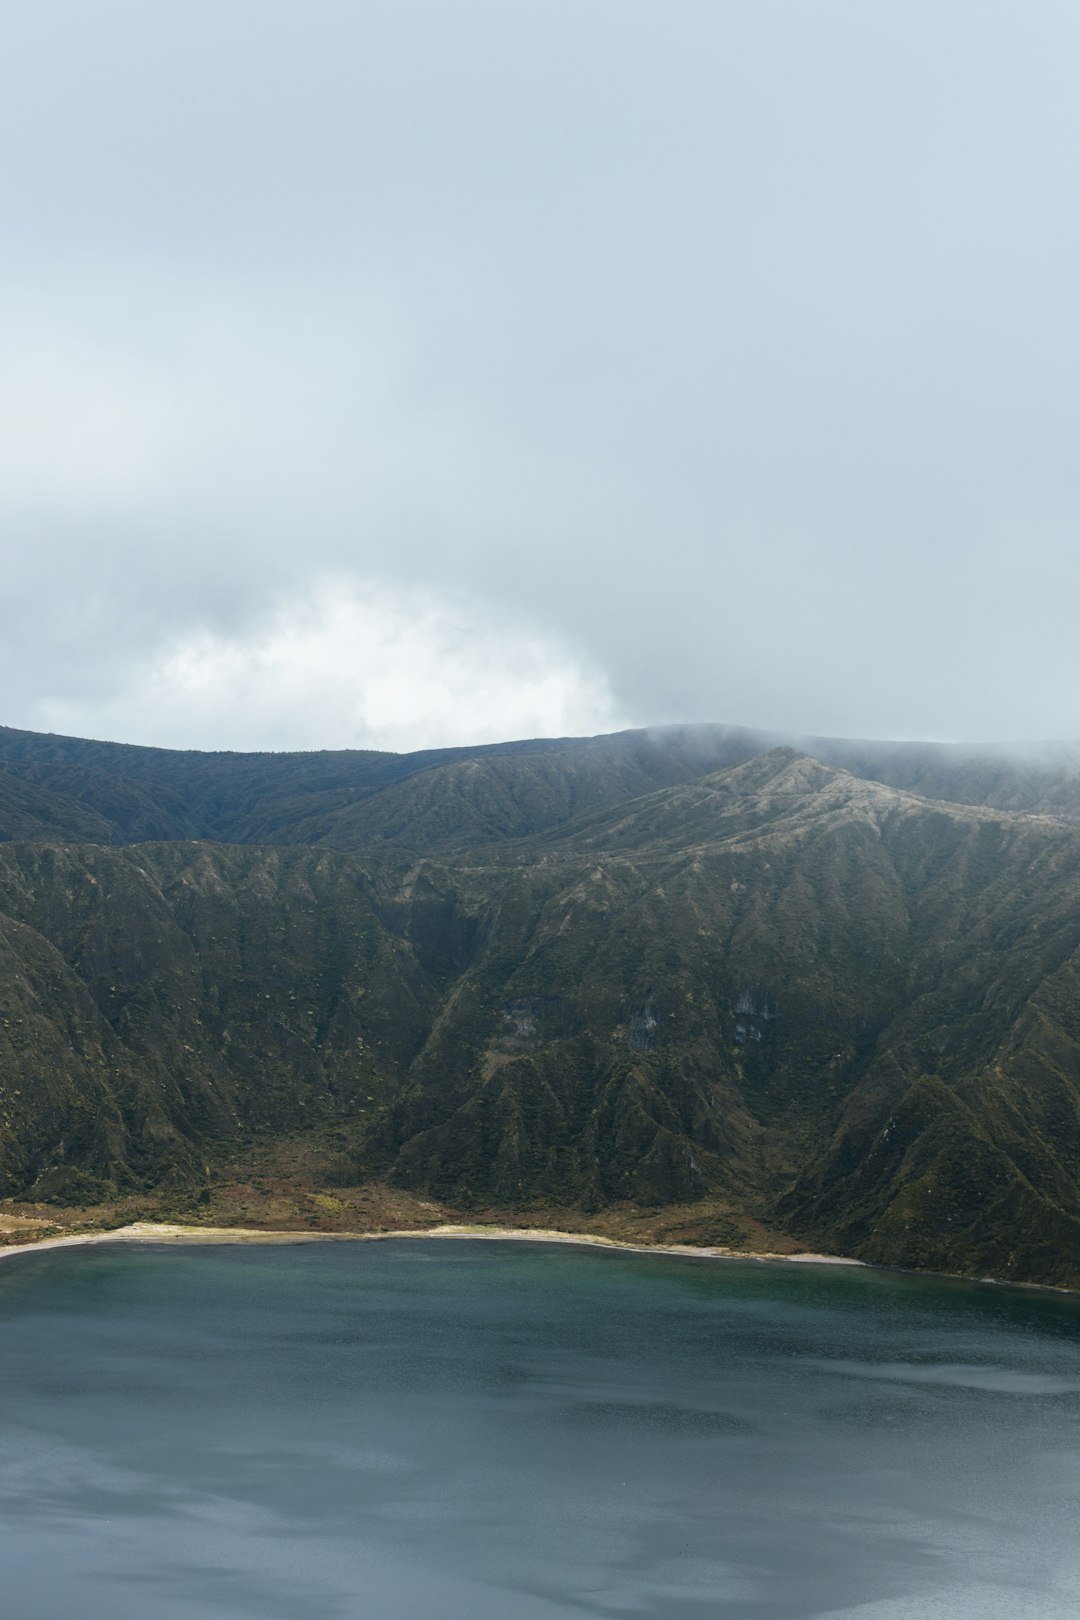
[7,711,1080,761]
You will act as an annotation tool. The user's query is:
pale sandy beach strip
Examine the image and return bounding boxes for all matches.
[0,1220,864,1267]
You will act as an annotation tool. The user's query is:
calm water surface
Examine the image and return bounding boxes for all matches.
[1,1239,1079,1618]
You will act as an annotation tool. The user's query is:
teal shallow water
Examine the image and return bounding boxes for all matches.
[1,1240,1079,1619]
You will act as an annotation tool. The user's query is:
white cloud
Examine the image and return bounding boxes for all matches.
[0,267,649,745]
[35,578,627,752]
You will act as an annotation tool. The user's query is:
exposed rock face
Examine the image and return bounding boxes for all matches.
[2,724,1080,1285]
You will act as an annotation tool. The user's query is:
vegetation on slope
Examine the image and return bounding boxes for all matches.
[2,733,1080,1285]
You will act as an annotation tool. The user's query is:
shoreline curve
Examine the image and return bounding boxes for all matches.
[0,1220,863,1268]
[5,1222,1080,1296]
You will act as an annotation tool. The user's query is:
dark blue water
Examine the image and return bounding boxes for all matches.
[1,1240,1079,1618]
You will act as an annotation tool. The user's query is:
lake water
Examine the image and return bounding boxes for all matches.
[1,1240,1079,1619]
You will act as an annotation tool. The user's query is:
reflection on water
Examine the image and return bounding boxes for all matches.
[1,1240,1079,1618]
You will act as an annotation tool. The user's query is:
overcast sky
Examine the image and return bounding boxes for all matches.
[2,0,1079,751]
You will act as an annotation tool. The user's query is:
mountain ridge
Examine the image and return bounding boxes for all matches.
[2,721,1080,1286]
[5,720,1080,852]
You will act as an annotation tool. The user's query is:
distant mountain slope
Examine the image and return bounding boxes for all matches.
[2,743,1080,1285]
[4,720,1080,851]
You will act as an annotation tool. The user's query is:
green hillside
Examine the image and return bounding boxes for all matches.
[2,725,1080,1285]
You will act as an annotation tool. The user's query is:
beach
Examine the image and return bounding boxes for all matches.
[0,1219,864,1267]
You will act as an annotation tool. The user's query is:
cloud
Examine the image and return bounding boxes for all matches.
[4,264,1080,750]
[2,3,1080,749]
[0,267,645,743]
[36,578,625,752]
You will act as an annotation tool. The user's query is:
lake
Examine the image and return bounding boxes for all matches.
[1,1238,1079,1618]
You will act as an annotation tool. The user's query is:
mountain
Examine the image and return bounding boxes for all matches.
[4,720,1080,851]
[2,722,1080,1286]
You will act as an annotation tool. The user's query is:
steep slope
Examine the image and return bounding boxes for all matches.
[3,749,1080,1284]
[0,765,119,843]
[0,841,435,1200]
[368,757,1080,1283]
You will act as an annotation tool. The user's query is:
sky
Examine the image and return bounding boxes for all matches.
[2,0,1079,752]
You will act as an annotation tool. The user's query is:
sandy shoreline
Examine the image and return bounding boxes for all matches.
[7,1223,1080,1296]
[0,1220,864,1268]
